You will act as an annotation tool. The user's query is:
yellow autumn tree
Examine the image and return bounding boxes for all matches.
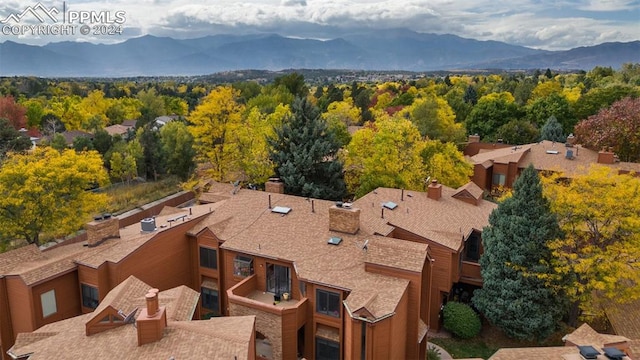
[0,148,109,246]
[342,114,426,197]
[542,165,640,324]
[234,104,290,184]
[79,90,113,129]
[189,86,245,181]
[422,140,474,189]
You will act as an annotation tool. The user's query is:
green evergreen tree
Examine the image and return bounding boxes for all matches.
[472,165,565,341]
[540,116,566,143]
[269,97,346,200]
[138,124,165,181]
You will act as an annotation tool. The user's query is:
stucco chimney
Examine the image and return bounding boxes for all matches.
[597,148,615,164]
[329,203,360,234]
[85,214,119,247]
[265,178,284,194]
[136,289,166,346]
[427,180,442,201]
[566,133,576,145]
[468,134,480,143]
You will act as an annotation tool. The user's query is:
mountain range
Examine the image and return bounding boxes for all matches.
[0,29,638,77]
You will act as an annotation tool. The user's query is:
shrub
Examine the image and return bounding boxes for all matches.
[443,302,482,339]
[427,345,442,360]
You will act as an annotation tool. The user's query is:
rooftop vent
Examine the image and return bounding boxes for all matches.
[271,206,292,215]
[602,347,626,360]
[141,218,156,232]
[578,345,601,359]
[383,201,398,210]
[327,237,342,245]
[566,149,574,160]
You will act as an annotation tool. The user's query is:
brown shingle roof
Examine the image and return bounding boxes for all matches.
[354,185,496,250]
[606,299,640,340]
[194,188,427,321]
[471,140,640,176]
[9,276,252,360]
[564,323,630,348]
[1,242,104,286]
[488,324,633,360]
[489,346,578,360]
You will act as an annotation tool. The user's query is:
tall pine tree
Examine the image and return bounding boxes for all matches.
[269,97,346,200]
[472,165,565,341]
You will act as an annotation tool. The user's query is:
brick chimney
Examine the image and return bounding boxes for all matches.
[265,178,284,194]
[329,203,360,234]
[468,134,480,143]
[136,288,167,346]
[597,148,615,164]
[566,133,576,145]
[85,214,119,247]
[427,180,442,201]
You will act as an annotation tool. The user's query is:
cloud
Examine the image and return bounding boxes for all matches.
[281,0,307,6]
[0,0,637,50]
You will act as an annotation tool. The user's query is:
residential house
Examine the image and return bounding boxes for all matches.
[467,139,640,191]
[0,180,495,360]
[7,275,256,360]
[487,323,636,360]
[352,180,496,330]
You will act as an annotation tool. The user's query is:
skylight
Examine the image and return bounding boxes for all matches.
[383,201,398,210]
[327,237,342,245]
[546,150,559,154]
[271,206,292,214]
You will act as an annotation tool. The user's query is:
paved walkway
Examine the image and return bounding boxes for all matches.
[427,342,453,359]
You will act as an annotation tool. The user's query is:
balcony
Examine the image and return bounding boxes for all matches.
[460,261,482,286]
[227,274,307,316]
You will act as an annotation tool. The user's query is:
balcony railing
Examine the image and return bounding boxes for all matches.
[460,261,482,285]
[227,274,307,315]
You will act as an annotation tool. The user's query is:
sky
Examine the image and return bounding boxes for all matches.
[0,0,639,50]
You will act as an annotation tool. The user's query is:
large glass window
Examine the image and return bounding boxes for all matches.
[316,337,340,360]
[201,287,219,314]
[199,247,217,269]
[266,263,291,296]
[316,289,340,317]
[41,290,57,318]
[81,284,99,309]
[233,256,253,277]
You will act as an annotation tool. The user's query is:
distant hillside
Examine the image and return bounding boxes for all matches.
[0,30,638,77]
[472,41,640,70]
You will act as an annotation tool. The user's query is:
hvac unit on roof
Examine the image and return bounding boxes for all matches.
[141,217,156,232]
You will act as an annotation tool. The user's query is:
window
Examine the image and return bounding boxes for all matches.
[233,256,253,277]
[492,173,506,186]
[266,263,291,296]
[41,290,57,318]
[317,289,340,317]
[81,284,99,309]
[199,247,217,269]
[464,233,481,262]
[316,337,340,360]
[201,287,219,314]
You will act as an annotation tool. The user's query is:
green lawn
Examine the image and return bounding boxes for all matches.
[430,337,498,359]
